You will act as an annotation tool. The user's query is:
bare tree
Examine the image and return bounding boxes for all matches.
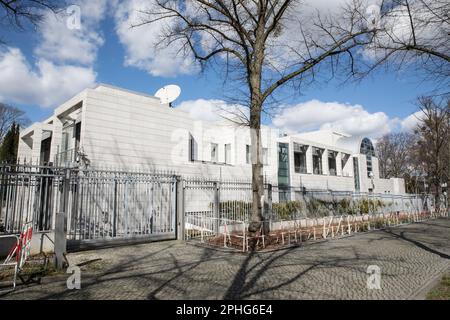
[135,0,379,232]
[376,132,424,192]
[363,0,450,92]
[0,102,29,143]
[377,132,415,177]
[413,96,450,207]
[0,0,61,30]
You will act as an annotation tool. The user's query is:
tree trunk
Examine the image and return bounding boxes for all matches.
[248,15,267,234]
[249,113,264,233]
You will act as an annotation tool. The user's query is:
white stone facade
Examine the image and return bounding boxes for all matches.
[18,84,406,195]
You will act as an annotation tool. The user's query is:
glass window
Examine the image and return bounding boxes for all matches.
[360,138,376,156]
[75,122,81,150]
[189,135,197,161]
[294,143,308,173]
[341,153,350,170]
[211,143,218,162]
[278,143,290,186]
[328,151,337,176]
[353,157,360,191]
[312,147,323,175]
[360,138,376,178]
[246,145,251,164]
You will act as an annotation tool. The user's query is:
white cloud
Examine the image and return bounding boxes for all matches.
[114,0,199,77]
[400,111,425,132]
[272,100,397,138]
[176,99,248,123]
[176,98,411,139]
[0,0,107,108]
[34,0,107,65]
[0,48,97,108]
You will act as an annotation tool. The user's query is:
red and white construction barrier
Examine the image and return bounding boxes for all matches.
[1,222,33,289]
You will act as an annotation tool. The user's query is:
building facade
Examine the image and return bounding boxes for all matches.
[18,84,405,195]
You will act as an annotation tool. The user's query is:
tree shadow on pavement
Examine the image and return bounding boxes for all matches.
[383,229,450,260]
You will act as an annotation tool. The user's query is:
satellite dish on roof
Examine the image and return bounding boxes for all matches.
[154,85,181,106]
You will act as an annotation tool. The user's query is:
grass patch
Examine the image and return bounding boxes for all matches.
[0,254,60,284]
[427,274,450,300]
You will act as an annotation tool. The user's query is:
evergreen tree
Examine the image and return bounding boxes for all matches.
[0,122,20,162]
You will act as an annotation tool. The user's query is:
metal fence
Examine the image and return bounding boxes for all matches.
[0,164,178,246]
[182,179,440,241]
[270,186,429,220]
[0,164,66,233]
[65,169,177,243]
[1,164,445,248]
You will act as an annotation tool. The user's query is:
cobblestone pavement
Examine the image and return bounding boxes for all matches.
[2,218,449,300]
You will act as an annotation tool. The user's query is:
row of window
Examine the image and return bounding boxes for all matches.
[245,145,269,165]
[292,143,351,176]
[189,137,269,165]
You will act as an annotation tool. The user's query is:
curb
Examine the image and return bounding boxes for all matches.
[407,263,450,300]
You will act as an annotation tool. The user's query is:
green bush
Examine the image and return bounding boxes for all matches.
[214,197,392,221]
[273,201,303,219]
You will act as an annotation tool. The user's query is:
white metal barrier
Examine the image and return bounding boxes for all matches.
[1,222,33,289]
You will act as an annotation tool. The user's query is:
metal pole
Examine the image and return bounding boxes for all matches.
[55,169,70,270]
[113,179,117,237]
[176,176,185,240]
[213,181,220,235]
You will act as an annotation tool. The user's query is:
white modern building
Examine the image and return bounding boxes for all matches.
[18,84,405,195]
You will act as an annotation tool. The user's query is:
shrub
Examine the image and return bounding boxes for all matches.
[273,201,303,219]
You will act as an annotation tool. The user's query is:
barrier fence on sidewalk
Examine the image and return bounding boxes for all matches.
[1,164,447,251]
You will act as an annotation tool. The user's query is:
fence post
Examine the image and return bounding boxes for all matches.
[176,176,185,241]
[54,211,67,270]
[264,184,273,234]
[55,169,70,270]
[113,179,117,237]
[213,181,220,235]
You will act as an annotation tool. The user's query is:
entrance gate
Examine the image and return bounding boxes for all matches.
[0,164,178,250]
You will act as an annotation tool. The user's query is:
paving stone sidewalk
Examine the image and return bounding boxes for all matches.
[1,218,449,300]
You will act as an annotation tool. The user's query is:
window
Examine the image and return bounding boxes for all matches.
[40,137,52,165]
[278,143,290,186]
[366,155,373,178]
[211,143,218,162]
[225,144,231,164]
[293,143,307,173]
[328,151,337,176]
[360,138,376,178]
[341,153,350,171]
[262,148,268,165]
[189,135,197,161]
[246,145,251,164]
[353,157,360,191]
[312,147,323,175]
[61,132,69,153]
[75,122,81,150]
[360,138,376,156]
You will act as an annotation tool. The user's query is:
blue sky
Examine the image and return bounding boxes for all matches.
[0,0,434,138]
